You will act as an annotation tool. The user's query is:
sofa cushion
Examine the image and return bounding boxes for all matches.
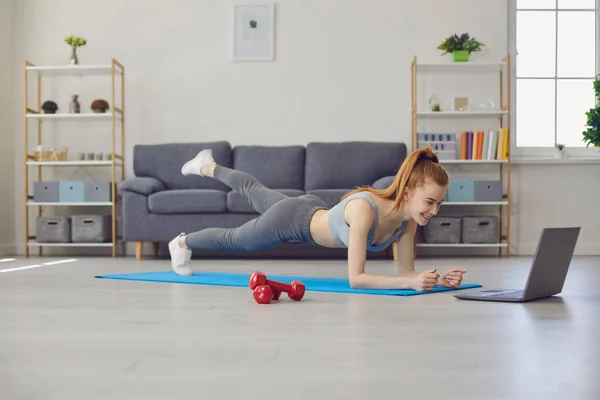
[133,142,233,191]
[233,145,305,190]
[306,189,350,208]
[120,177,166,195]
[304,142,407,190]
[372,176,395,190]
[148,189,226,214]
[227,189,305,213]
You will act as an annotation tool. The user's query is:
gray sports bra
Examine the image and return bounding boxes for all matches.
[327,192,409,252]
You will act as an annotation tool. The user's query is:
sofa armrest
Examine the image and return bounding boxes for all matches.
[120,177,166,196]
[372,176,394,190]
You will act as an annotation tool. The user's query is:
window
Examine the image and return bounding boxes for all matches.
[513,0,599,149]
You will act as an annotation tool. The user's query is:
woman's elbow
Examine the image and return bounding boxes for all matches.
[349,275,364,289]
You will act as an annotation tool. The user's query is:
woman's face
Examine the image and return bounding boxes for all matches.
[406,180,446,226]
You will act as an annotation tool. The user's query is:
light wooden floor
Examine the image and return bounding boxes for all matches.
[0,255,598,400]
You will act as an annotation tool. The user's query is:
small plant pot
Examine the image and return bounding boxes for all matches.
[453,50,469,62]
[92,108,107,113]
[554,149,564,159]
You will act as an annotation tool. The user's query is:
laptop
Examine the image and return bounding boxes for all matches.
[454,227,580,303]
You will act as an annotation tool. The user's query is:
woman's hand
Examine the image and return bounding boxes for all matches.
[438,268,467,288]
[409,268,440,291]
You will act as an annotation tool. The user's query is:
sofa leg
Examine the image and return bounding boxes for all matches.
[152,242,159,257]
[392,241,398,261]
[135,242,143,260]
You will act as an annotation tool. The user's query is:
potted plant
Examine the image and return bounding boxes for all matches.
[582,74,600,150]
[437,33,484,62]
[555,143,565,159]
[64,33,87,65]
[91,99,110,113]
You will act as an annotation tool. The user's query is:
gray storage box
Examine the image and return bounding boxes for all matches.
[34,181,59,202]
[475,180,503,202]
[37,216,71,243]
[422,217,462,244]
[84,182,112,202]
[71,215,112,242]
[462,216,499,243]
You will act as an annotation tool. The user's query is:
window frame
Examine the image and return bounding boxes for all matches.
[507,0,600,158]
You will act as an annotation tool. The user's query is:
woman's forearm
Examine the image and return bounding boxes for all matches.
[349,273,415,290]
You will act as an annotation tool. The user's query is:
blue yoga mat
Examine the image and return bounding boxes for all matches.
[95,271,482,296]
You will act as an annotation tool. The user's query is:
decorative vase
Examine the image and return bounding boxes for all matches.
[69,95,80,114]
[70,46,78,65]
[453,50,469,62]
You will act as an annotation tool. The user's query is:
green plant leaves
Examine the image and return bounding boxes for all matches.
[437,33,484,55]
[582,74,600,148]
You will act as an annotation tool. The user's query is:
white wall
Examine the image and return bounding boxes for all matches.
[9,0,599,256]
[1,0,16,256]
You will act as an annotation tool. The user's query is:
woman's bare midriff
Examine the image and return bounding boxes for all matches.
[309,209,346,248]
[309,195,405,249]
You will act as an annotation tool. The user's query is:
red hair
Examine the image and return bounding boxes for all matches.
[341,143,449,215]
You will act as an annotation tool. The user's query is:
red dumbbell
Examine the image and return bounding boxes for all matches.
[249,271,305,301]
[253,285,274,304]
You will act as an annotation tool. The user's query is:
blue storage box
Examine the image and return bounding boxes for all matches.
[59,181,86,202]
[447,179,475,202]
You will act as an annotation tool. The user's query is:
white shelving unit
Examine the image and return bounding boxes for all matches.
[407,55,512,258]
[27,241,114,248]
[25,113,122,121]
[442,201,509,206]
[27,201,113,207]
[23,58,125,257]
[440,159,508,165]
[27,160,122,167]
[25,64,120,76]
[416,242,508,248]
[417,111,508,118]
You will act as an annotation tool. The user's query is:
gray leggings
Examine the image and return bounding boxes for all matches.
[184,166,329,251]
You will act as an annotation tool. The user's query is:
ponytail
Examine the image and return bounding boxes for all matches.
[341,143,449,216]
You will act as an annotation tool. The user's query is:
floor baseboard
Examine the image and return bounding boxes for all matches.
[517,242,599,256]
[0,244,17,257]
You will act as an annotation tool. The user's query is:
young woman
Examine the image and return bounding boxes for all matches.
[168,144,466,291]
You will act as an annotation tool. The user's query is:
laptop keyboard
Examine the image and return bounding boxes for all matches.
[487,290,524,298]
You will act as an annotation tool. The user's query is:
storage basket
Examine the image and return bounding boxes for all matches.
[461,216,499,243]
[71,215,112,243]
[37,216,71,243]
[33,145,67,162]
[422,217,462,244]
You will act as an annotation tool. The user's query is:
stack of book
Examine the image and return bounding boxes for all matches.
[460,128,509,160]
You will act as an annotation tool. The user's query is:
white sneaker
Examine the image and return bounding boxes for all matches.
[168,233,193,276]
[181,149,215,176]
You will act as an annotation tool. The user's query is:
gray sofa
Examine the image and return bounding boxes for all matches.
[120,141,407,260]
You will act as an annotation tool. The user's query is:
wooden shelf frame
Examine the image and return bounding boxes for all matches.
[23,58,125,258]
[401,54,512,259]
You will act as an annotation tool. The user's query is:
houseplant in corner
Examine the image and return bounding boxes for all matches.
[582,74,600,150]
[437,33,484,62]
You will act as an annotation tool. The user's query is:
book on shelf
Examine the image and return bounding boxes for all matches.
[460,128,508,160]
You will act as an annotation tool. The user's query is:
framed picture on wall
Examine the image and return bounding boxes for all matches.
[232,4,275,61]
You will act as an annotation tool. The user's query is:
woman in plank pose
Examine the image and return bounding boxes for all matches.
[169,144,466,291]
